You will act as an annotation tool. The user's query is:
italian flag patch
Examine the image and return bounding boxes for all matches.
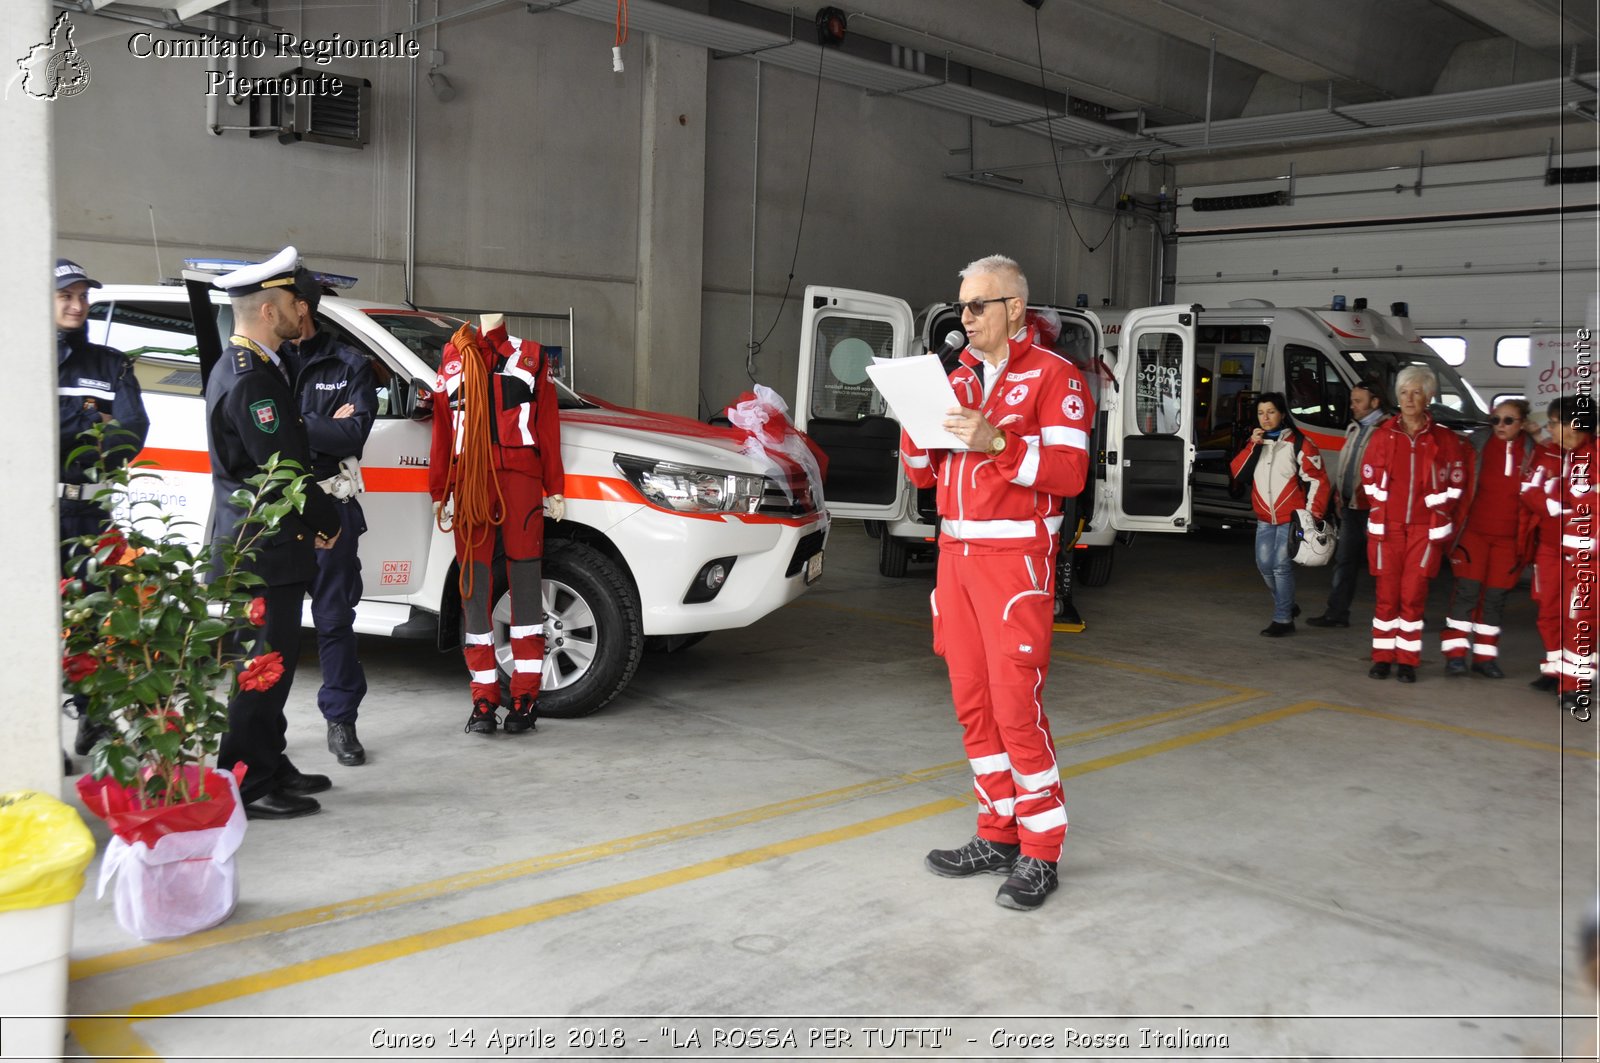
[250,399,279,434]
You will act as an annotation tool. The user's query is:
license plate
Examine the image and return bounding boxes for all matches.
[804,551,824,584]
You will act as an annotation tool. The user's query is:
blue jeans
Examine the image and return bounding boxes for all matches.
[1255,520,1296,623]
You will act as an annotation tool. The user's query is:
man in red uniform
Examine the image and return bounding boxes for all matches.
[1441,400,1537,677]
[905,255,1094,911]
[429,316,564,735]
[1361,364,1471,682]
[1521,395,1597,717]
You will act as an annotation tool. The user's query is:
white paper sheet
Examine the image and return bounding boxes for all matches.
[864,354,968,450]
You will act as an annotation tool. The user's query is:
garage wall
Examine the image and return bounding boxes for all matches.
[53,3,1154,417]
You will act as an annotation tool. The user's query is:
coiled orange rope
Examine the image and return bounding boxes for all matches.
[435,324,504,600]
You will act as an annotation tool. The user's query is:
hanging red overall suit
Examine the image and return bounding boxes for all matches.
[1522,438,1599,695]
[1360,416,1471,667]
[900,323,1094,863]
[1441,432,1537,667]
[429,322,564,731]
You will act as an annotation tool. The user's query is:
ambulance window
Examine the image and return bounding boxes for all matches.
[315,316,403,419]
[810,314,891,422]
[1420,336,1466,366]
[1495,336,1531,367]
[1283,344,1349,430]
[106,300,205,398]
[1132,332,1184,435]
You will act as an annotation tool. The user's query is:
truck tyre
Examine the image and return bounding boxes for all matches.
[864,520,882,540]
[879,531,909,578]
[1077,545,1114,587]
[485,541,643,719]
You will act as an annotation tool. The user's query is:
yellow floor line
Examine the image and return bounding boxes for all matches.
[1323,703,1600,759]
[73,687,1264,982]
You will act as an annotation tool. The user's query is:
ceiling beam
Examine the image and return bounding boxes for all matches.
[1432,0,1597,53]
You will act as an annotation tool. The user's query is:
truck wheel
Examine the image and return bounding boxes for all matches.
[1076,545,1114,587]
[486,541,643,719]
[879,532,909,577]
[864,520,882,540]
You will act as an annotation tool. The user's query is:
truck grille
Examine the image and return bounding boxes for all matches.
[785,530,827,577]
[757,472,821,518]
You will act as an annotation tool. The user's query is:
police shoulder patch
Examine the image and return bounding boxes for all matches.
[249,399,279,434]
[232,348,253,374]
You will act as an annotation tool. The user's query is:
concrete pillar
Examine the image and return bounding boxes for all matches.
[633,34,708,417]
[0,2,63,796]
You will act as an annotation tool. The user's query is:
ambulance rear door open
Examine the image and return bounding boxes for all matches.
[793,286,915,522]
[1108,305,1198,532]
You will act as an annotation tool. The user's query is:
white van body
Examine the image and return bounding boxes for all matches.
[89,283,829,717]
[792,286,1198,584]
[1179,298,1490,524]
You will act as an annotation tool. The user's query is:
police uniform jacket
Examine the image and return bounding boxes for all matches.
[58,327,150,515]
[205,338,340,586]
[285,330,379,480]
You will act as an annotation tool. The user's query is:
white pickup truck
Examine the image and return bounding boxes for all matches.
[88,276,829,718]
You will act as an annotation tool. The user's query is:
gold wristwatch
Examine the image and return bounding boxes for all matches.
[988,431,1007,455]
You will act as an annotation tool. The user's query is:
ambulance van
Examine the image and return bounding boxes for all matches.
[793,287,1199,584]
[1178,297,1490,525]
[87,268,829,719]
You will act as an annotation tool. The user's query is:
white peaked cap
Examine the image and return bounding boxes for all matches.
[212,245,300,296]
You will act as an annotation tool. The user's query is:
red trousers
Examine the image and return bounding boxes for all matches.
[932,549,1066,862]
[1442,528,1520,663]
[455,468,546,705]
[1370,523,1441,666]
[1532,547,1599,693]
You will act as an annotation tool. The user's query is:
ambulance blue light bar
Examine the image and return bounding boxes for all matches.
[182,258,358,289]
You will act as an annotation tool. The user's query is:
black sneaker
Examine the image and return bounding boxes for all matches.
[995,856,1059,911]
[1445,657,1468,677]
[1259,621,1295,637]
[1368,662,1391,680]
[503,694,537,735]
[925,836,1020,877]
[1396,664,1417,683]
[327,720,366,766]
[465,698,498,735]
[1305,614,1349,628]
[1531,674,1558,692]
[1471,661,1505,679]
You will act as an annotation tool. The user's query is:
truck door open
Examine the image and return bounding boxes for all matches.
[1109,305,1197,532]
[792,286,914,521]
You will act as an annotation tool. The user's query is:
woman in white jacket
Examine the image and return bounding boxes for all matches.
[1229,392,1333,637]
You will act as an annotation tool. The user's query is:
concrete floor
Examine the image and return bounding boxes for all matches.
[56,522,1600,1061]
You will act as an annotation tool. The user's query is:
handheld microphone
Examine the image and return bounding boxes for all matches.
[934,330,965,367]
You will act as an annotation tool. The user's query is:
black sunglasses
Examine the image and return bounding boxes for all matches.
[957,296,1016,316]
[1489,416,1523,425]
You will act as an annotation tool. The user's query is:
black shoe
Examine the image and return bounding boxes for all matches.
[1471,661,1505,680]
[925,836,1020,878]
[73,714,110,757]
[278,765,332,796]
[995,856,1060,911]
[1531,674,1558,692]
[1305,614,1350,628]
[1445,657,1468,677]
[1369,662,1391,680]
[1259,621,1296,637]
[465,698,498,735]
[243,791,321,820]
[1291,604,1302,618]
[327,720,366,766]
[1397,664,1417,683]
[503,694,537,735]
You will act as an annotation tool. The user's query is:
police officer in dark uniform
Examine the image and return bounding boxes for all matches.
[206,247,342,820]
[56,257,149,756]
[286,268,378,767]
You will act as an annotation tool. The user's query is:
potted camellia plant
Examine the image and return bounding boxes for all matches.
[60,436,312,941]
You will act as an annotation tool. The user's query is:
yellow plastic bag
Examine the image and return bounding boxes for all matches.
[0,791,95,912]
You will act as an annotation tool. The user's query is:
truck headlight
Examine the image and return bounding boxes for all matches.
[614,455,767,514]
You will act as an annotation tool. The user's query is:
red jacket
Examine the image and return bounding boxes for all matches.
[1522,438,1597,560]
[428,323,564,501]
[1361,415,1471,573]
[900,324,1094,555]
[1228,429,1331,524]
